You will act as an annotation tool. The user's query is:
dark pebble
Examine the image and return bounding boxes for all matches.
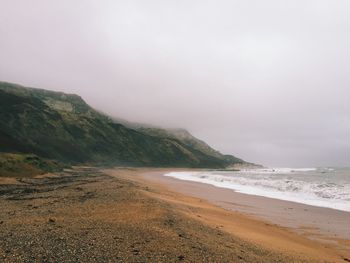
[132,249,139,255]
[178,255,185,261]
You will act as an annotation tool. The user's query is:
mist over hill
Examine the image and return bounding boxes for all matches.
[0,81,249,169]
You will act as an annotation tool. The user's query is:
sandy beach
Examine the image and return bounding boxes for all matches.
[140,169,350,239]
[106,168,350,262]
[0,167,349,262]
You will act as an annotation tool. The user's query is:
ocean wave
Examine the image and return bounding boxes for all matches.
[239,168,317,174]
[164,169,350,212]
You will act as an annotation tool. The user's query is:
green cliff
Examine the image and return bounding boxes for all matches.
[0,81,247,169]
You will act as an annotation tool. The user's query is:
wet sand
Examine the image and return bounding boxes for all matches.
[141,170,350,240]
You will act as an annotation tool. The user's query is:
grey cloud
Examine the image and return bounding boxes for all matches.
[1,0,349,167]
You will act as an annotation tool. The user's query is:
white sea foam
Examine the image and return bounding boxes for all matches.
[164,168,350,212]
[238,167,317,174]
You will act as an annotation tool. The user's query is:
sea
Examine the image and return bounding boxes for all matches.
[164,167,350,212]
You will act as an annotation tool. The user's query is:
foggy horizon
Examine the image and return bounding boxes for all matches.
[1,1,350,167]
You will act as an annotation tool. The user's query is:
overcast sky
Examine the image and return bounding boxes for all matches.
[1,1,350,167]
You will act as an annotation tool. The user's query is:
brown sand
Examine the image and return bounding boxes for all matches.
[0,167,349,262]
[105,168,350,262]
[140,170,350,240]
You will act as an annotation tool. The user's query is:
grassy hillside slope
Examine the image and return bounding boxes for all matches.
[0,81,246,168]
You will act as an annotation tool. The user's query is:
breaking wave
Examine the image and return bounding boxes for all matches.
[164,168,350,212]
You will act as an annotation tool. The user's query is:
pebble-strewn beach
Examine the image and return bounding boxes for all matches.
[0,167,347,262]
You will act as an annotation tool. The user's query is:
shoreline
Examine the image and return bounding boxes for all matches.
[162,170,350,213]
[105,167,350,262]
[148,171,350,238]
